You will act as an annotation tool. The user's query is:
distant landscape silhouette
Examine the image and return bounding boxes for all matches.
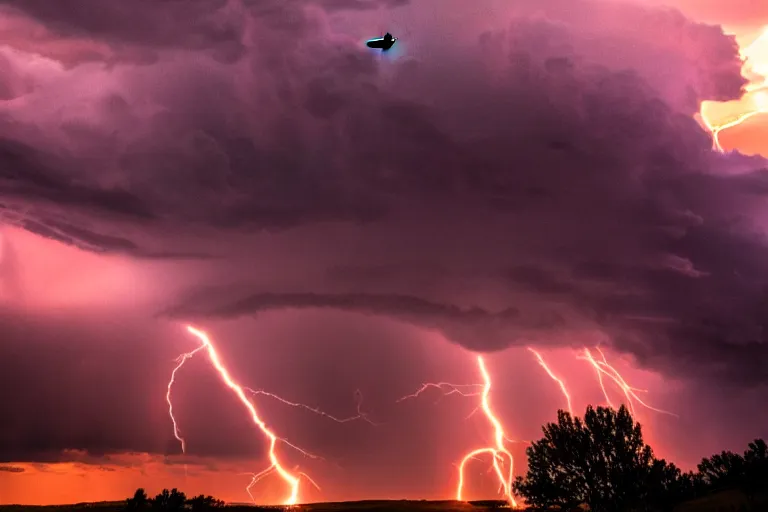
[5,405,762,512]
[108,406,767,511]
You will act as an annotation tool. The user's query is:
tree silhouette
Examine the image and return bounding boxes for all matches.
[125,488,149,510]
[697,439,768,505]
[637,459,705,512]
[188,494,225,511]
[514,405,682,512]
[151,488,187,511]
[698,450,747,490]
[742,439,768,501]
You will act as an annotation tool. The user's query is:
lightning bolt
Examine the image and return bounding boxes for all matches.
[245,387,378,426]
[455,356,518,508]
[579,347,677,418]
[182,325,317,506]
[166,348,329,465]
[243,468,275,505]
[527,347,573,416]
[400,357,536,506]
[166,346,206,455]
[397,382,485,403]
[168,326,376,503]
[702,102,766,152]
[701,27,768,152]
[242,468,321,506]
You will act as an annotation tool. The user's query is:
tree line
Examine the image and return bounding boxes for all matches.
[513,405,768,511]
[124,488,224,511]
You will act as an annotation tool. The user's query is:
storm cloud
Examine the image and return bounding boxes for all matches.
[0,0,767,496]
[1,0,765,375]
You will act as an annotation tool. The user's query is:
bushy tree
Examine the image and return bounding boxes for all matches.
[151,488,187,511]
[515,404,767,512]
[698,450,747,490]
[697,438,768,504]
[188,494,225,511]
[125,488,149,510]
[514,405,684,512]
[742,439,768,501]
[634,460,706,512]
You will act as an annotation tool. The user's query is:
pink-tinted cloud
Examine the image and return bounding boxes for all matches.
[1,0,767,503]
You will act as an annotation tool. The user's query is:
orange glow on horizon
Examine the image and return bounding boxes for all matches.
[0,344,681,506]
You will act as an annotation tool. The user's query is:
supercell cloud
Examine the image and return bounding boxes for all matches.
[1,0,767,502]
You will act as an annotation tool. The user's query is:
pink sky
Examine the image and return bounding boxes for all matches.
[1,0,768,506]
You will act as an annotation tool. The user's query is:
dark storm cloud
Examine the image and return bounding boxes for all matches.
[316,0,411,10]
[0,0,409,66]
[6,214,216,259]
[19,218,138,253]
[3,0,768,391]
[0,139,154,220]
[165,291,574,351]
[0,0,245,62]
[326,263,451,286]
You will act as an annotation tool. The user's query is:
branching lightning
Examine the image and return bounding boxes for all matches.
[243,468,275,504]
[169,325,673,508]
[456,356,517,508]
[242,468,321,506]
[527,348,573,416]
[173,325,316,505]
[579,347,677,418]
[167,346,206,455]
[701,27,768,152]
[245,387,378,426]
[398,351,581,507]
[399,356,518,506]
[702,104,766,152]
[397,382,484,403]
[165,326,381,504]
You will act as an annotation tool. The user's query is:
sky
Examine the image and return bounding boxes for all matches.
[1,0,768,506]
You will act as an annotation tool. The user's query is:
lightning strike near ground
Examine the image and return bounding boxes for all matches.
[242,468,276,505]
[242,468,320,506]
[579,347,677,418]
[527,347,573,416]
[456,356,518,508]
[184,325,316,506]
[245,387,378,425]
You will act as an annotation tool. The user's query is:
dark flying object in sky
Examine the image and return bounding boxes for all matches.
[366,32,397,51]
